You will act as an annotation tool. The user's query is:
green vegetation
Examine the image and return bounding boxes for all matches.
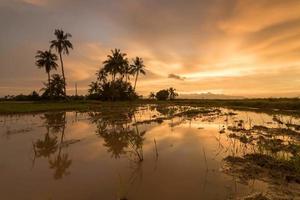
[154,87,179,100]
[35,28,73,98]
[50,29,73,95]
[87,49,145,101]
[35,50,58,95]
[0,98,300,114]
[0,101,90,114]
[41,74,66,99]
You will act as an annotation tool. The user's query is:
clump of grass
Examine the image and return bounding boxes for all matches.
[228,133,254,144]
[257,137,285,153]
[286,123,300,131]
[133,117,165,125]
[175,107,221,118]
[224,153,300,184]
[252,125,299,138]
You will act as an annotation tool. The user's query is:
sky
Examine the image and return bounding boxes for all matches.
[1,0,300,98]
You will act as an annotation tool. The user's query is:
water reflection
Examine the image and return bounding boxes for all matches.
[89,108,145,162]
[33,112,72,180]
[1,106,300,199]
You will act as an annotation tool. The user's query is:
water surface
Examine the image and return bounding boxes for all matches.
[1,105,300,199]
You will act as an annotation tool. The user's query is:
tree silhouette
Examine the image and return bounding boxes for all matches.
[50,29,73,95]
[155,89,169,100]
[96,68,108,83]
[169,87,178,100]
[88,50,147,101]
[130,57,146,91]
[88,81,99,96]
[41,74,65,98]
[149,92,155,99]
[33,131,58,158]
[103,49,128,81]
[35,50,58,96]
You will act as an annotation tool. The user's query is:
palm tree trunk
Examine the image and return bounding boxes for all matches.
[134,71,139,91]
[59,52,67,96]
[48,72,51,97]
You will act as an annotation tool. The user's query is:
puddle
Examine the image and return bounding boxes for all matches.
[0,105,300,199]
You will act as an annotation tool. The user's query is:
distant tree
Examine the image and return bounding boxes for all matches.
[123,63,132,83]
[155,89,170,101]
[130,57,146,91]
[149,92,155,99]
[169,87,178,100]
[50,29,73,95]
[35,50,58,95]
[96,68,108,84]
[100,80,137,101]
[88,81,100,99]
[41,74,65,98]
[88,50,147,101]
[103,49,128,81]
[29,91,40,100]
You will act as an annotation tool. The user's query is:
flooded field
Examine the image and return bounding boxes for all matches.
[1,105,300,200]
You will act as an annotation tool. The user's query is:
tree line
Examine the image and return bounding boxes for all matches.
[35,29,73,98]
[88,49,146,100]
[2,29,179,101]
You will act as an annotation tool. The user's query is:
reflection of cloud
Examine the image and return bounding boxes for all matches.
[168,74,185,81]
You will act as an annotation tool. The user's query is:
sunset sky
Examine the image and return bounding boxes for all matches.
[1,0,300,97]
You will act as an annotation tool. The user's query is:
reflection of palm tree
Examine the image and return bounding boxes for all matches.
[50,29,73,95]
[101,128,130,158]
[49,153,72,180]
[42,112,66,133]
[129,115,144,162]
[130,57,146,91]
[33,131,58,158]
[34,112,72,180]
[48,112,72,179]
[89,107,145,162]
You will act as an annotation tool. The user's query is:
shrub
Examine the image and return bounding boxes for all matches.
[155,89,170,100]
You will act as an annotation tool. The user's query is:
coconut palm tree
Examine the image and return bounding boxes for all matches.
[88,81,99,95]
[103,49,128,81]
[50,29,73,95]
[123,63,131,83]
[169,87,178,100]
[41,74,65,98]
[131,57,146,91]
[35,50,58,95]
[96,68,108,83]
[149,92,155,99]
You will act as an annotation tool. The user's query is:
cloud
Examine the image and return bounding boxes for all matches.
[1,0,300,97]
[22,0,47,6]
[168,74,186,81]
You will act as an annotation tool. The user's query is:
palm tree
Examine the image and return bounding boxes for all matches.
[103,49,128,81]
[149,92,155,99]
[96,68,107,83]
[41,74,65,98]
[35,50,58,95]
[123,63,131,83]
[50,29,73,95]
[130,57,146,91]
[88,81,99,95]
[169,87,178,100]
